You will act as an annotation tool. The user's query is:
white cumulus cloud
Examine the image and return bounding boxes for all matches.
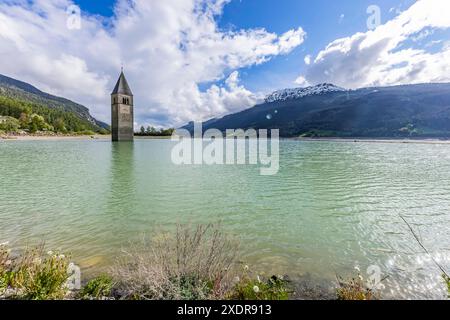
[304,54,312,65]
[0,0,306,127]
[302,0,450,89]
[294,76,309,87]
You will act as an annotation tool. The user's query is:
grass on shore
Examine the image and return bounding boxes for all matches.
[444,275,450,298]
[0,244,70,300]
[227,268,290,300]
[336,275,380,301]
[80,275,114,300]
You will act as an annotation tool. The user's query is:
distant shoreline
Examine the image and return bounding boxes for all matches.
[293,137,450,145]
[2,134,450,145]
[0,134,173,141]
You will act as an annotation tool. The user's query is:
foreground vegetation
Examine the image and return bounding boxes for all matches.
[0,225,291,300]
[1,224,449,300]
[0,245,69,300]
[445,275,450,299]
[0,95,108,135]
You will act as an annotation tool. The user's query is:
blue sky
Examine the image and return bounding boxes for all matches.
[1,0,449,127]
[73,0,416,93]
[218,0,415,91]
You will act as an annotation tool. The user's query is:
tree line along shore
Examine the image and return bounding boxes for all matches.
[0,95,177,139]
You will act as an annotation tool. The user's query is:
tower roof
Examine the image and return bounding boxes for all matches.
[112,71,133,96]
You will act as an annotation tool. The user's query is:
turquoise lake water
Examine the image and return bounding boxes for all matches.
[0,138,449,299]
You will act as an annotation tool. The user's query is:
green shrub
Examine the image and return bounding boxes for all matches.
[444,275,450,299]
[228,267,290,300]
[0,116,20,132]
[110,223,238,300]
[80,275,114,299]
[0,245,12,292]
[169,275,214,300]
[29,114,49,132]
[0,245,70,300]
[53,118,67,133]
[14,249,69,300]
[0,271,15,293]
[336,274,379,300]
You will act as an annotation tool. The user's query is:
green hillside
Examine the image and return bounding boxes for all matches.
[0,95,108,134]
[0,74,109,135]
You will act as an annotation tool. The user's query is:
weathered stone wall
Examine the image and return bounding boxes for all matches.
[111,93,134,141]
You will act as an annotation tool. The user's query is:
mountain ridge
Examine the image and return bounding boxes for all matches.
[183,82,450,138]
[265,83,346,103]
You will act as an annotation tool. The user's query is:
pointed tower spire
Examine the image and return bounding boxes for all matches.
[112,70,133,96]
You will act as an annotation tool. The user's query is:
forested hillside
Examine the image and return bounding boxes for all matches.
[0,74,109,135]
[0,96,108,134]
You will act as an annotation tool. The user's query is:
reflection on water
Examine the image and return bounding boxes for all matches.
[0,139,449,299]
[107,142,137,231]
[111,141,135,192]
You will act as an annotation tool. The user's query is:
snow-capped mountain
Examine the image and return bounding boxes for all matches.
[183,82,450,138]
[265,83,346,103]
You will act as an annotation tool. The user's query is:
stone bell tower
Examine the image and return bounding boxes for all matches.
[111,69,134,141]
